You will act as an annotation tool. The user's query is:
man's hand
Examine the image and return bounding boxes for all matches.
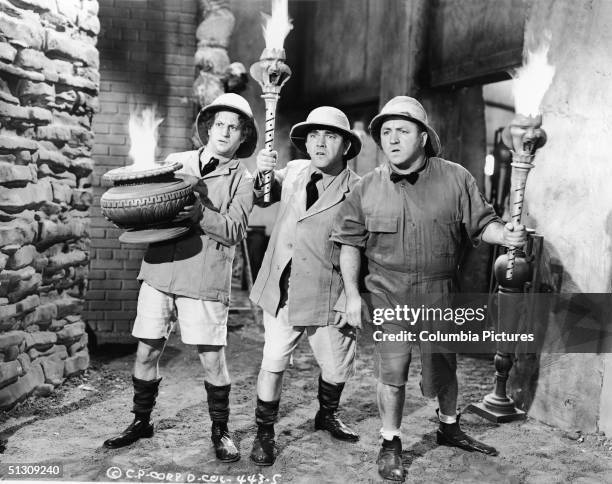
[173,196,203,224]
[342,294,365,330]
[502,222,527,248]
[256,148,277,173]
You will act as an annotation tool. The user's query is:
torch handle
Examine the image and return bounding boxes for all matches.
[261,94,280,203]
[505,158,532,280]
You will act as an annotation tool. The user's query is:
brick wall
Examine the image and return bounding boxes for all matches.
[85,0,198,343]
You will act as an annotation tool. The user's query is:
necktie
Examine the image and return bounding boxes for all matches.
[200,157,219,177]
[390,171,419,184]
[306,172,323,210]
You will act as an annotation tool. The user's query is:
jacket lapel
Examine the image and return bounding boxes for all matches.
[299,168,351,221]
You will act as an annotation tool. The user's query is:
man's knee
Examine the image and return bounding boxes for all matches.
[136,339,164,365]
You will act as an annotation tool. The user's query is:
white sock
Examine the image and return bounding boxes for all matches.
[438,412,457,424]
[380,427,401,441]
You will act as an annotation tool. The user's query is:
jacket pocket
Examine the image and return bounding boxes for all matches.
[365,216,400,265]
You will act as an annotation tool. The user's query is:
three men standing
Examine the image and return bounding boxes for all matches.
[331,96,526,481]
[249,107,362,465]
[103,93,257,464]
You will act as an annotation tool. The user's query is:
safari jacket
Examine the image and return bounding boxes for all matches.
[137,148,254,304]
[249,159,360,326]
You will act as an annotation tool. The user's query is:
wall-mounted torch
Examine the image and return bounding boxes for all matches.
[250,0,293,203]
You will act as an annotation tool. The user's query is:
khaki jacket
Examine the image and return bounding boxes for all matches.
[138,149,254,303]
[249,159,360,326]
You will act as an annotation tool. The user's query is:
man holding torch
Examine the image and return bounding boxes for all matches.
[330,96,526,481]
[248,107,362,466]
[103,93,257,464]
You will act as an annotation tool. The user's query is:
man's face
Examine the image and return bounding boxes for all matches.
[207,111,244,158]
[380,118,427,168]
[305,129,348,171]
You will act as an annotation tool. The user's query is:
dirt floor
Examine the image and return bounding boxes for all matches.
[1,312,612,484]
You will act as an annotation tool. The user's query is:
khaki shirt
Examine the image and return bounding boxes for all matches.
[330,157,499,306]
[250,159,360,326]
[138,149,254,303]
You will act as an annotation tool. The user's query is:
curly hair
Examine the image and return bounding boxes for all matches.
[198,109,255,144]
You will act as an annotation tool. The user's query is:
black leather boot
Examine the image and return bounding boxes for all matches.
[205,381,240,462]
[103,376,160,449]
[314,376,359,442]
[377,436,404,482]
[436,412,498,456]
[250,398,279,466]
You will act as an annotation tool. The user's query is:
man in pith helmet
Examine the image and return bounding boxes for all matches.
[331,96,526,481]
[248,106,362,466]
[103,93,257,464]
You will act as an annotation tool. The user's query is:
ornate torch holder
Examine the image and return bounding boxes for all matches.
[467,114,546,422]
[250,47,291,203]
[100,162,196,244]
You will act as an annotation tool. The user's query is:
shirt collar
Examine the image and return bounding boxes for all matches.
[308,164,342,190]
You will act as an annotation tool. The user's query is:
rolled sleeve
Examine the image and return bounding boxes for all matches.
[329,183,369,248]
[200,170,254,246]
[462,173,501,246]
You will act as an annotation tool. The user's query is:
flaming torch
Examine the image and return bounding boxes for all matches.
[467,40,555,423]
[100,107,195,244]
[250,0,293,203]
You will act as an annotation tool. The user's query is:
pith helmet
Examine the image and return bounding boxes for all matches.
[290,106,362,160]
[369,96,441,156]
[195,93,258,158]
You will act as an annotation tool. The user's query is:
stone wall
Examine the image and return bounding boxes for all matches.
[0,0,100,409]
[84,0,198,343]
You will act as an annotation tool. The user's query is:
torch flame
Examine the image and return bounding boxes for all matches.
[512,39,556,117]
[262,0,293,50]
[128,107,164,169]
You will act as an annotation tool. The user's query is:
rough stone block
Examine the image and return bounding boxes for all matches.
[0,178,53,213]
[55,295,83,318]
[36,124,72,144]
[44,30,99,68]
[77,11,100,35]
[39,355,64,385]
[0,11,45,49]
[6,244,38,270]
[56,321,85,343]
[70,157,93,178]
[23,330,56,351]
[37,217,86,247]
[0,134,38,153]
[0,344,19,362]
[0,219,36,247]
[0,41,16,63]
[0,162,37,186]
[36,147,70,170]
[0,100,53,125]
[17,352,31,373]
[22,301,56,327]
[0,361,44,409]
[16,79,55,106]
[45,249,87,274]
[61,144,90,159]
[0,61,45,82]
[8,0,55,13]
[57,73,98,92]
[0,331,25,350]
[8,273,41,303]
[0,360,22,388]
[50,180,72,204]
[69,126,94,148]
[13,48,52,72]
[63,348,88,376]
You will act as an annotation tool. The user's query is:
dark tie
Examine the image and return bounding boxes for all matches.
[200,157,219,177]
[390,171,419,184]
[306,172,323,210]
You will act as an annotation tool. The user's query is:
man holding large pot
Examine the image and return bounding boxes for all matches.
[103,93,257,464]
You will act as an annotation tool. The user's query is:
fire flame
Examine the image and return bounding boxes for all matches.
[128,107,164,169]
[512,39,556,117]
[262,0,293,50]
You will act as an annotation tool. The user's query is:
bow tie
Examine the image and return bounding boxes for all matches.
[390,171,419,184]
[200,157,219,177]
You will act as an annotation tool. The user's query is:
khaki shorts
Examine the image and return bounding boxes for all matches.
[132,281,228,346]
[261,305,356,384]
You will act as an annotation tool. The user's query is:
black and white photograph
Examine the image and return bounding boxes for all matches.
[0,0,611,483]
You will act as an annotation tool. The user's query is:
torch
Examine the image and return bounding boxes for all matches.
[250,0,292,203]
[467,40,555,423]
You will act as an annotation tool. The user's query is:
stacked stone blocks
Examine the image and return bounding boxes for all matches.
[0,0,100,409]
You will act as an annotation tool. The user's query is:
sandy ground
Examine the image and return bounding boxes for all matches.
[1,313,612,484]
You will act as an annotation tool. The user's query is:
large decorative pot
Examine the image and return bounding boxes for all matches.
[101,161,195,244]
